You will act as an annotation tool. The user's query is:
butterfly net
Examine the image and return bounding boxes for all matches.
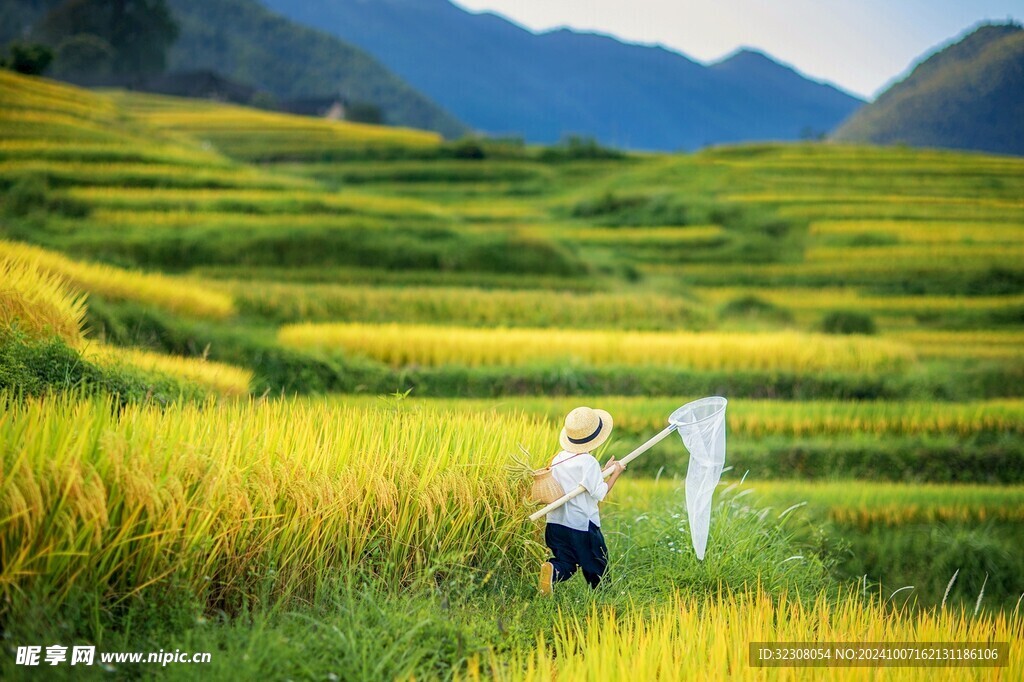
[669,397,728,560]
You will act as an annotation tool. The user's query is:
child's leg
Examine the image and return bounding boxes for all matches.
[579,522,609,589]
[544,523,579,582]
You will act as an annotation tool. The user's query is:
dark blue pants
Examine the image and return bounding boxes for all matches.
[545,522,608,588]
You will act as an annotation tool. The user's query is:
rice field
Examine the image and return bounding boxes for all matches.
[471,589,1023,681]
[0,393,553,606]
[82,343,253,396]
[0,239,235,320]
[727,193,1024,210]
[553,224,726,244]
[0,139,229,166]
[2,70,1023,680]
[0,70,118,122]
[109,91,442,161]
[0,256,87,345]
[339,396,1024,439]
[231,281,707,328]
[805,244,1024,265]
[279,322,917,372]
[887,330,1024,360]
[778,201,1024,223]
[62,186,446,218]
[810,220,1024,244]
[0,159,313,190]
[732,479,1024,525]
[696,287,1024,316]
[645,259,1014,285]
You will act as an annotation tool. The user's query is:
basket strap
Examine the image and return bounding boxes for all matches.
[550,452,585,468]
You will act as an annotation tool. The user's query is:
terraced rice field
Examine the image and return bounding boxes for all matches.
[278,322,917,372]
[1,70,1021,680]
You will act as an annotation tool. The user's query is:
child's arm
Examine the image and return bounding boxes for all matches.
[603,456,626,495]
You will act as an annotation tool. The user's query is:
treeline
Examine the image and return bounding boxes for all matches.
[0,0,467,136]
[3,0,178,83]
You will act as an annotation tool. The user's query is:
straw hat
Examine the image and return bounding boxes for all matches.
[559,406,613,454]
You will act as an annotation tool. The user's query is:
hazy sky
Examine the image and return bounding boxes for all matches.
[452,0,1024,99]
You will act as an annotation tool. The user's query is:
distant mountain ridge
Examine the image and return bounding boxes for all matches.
[259,0,864,150]
[832,23,1024,156]
[165,0,466,137]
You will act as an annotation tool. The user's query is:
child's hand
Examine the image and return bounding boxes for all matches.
[607,456,626,473]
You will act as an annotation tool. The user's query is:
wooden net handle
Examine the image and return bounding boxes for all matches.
[528,424,677,522]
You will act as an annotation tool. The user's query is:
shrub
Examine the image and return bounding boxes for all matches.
[0,328,206,403]
[2,175,50,216]
[820,310,877,335]
[538,135,624,161]
[447,138,486,160]
[345,102,383,125]
[570,191,664,222]
[0,175,90,218]
[718,295,794,325]
[4,42,54,76]
[967,267,1024,296]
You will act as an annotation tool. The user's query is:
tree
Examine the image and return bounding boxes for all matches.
[345,102,384,125]
[54,34,114,79]
[3,42,55,76]
[39,0,178,79]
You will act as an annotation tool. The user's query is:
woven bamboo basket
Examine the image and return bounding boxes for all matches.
[530,467,566,505]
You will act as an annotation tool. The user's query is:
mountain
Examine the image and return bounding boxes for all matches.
[709,49,863,140]
[164,0,465,137]
[1,0,467,138]
[832,23,1024,156]
[259,0,863,150]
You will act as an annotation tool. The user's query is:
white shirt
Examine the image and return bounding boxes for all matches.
[546,450,608,531]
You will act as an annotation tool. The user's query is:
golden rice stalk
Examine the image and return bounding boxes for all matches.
[805,244,1024,264]
[0,70,117,122]
[467,588,1023,681]
[0,394,553,608]
[810,220,1023,244]
[0,256,86,345]
[888,330,1024,360]
[696,286,1024,314]
[83,343,252,396]
[279,322,916,373]
[234,281,708,329]
[0,239,234,320]
[337,396,1024,439]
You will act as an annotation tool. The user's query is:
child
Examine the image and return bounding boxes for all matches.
[539,406,625,595]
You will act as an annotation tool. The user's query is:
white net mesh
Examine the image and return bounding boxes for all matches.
[670,397,728,560]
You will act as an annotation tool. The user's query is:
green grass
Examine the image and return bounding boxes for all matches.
[738,479,1024,608]
[0,477,836,680]
[3,477,1019,680]
[0,328,208,404]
